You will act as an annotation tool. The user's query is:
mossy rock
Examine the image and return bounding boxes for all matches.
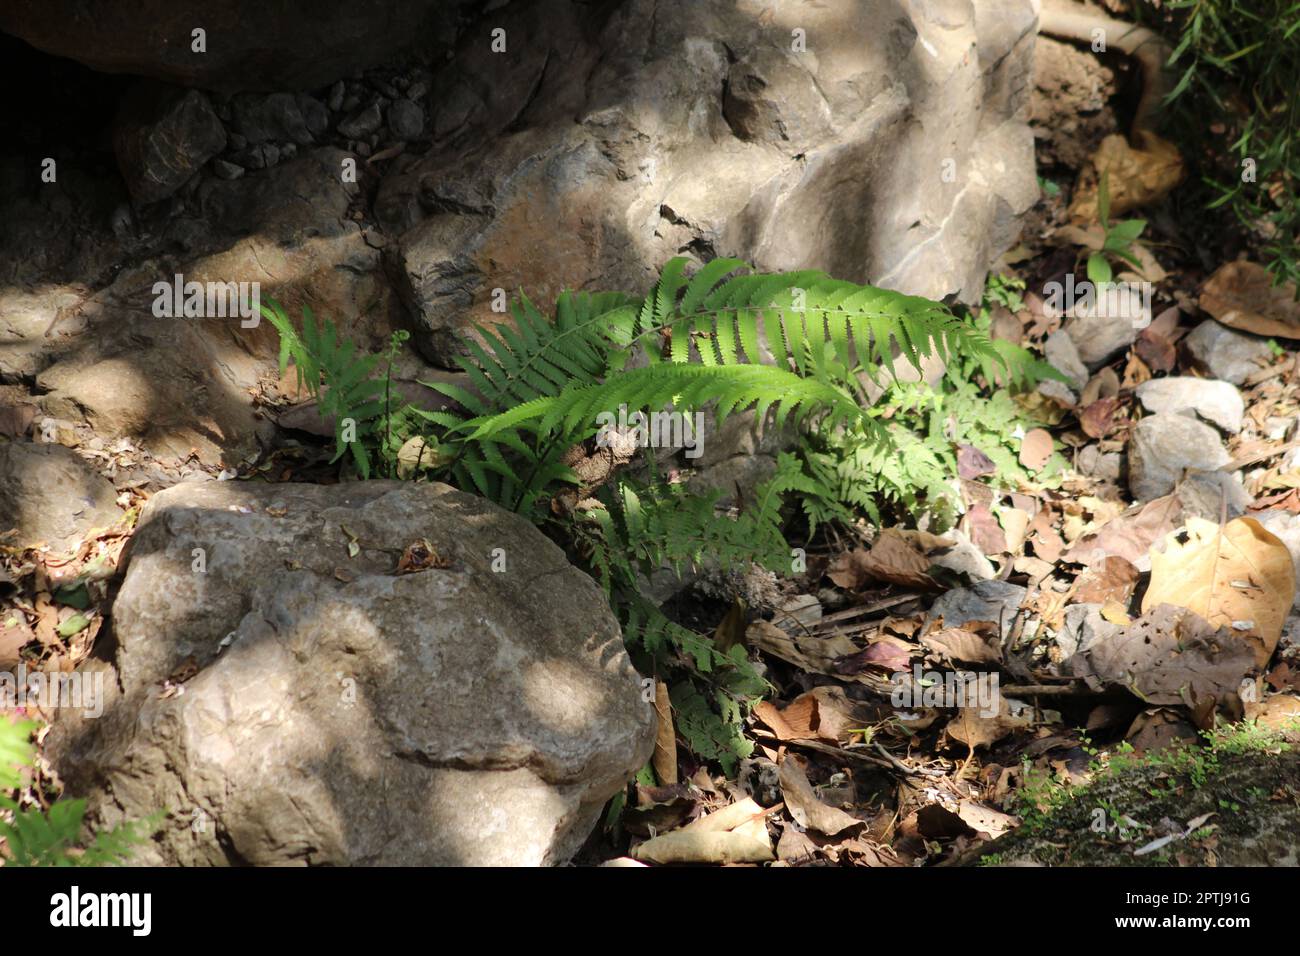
[970,743,1300,867]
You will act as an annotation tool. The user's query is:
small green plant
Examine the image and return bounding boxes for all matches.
[1086,173,1149,286]
[0,718,159,866]
[983,272,1027,313]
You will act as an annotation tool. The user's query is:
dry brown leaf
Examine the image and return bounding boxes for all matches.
[746,620,872,682]
[963,503,1007,555]
[632,823,774,864]
[828,529,951,590]
[921,625,1002,665]
[945,696,1033,750]
[1244,694,1300,731]
[777,757,864,837]
[1068,604,1256,713]
[1072,555,1141,605]
[1143,516,1295,667]
[652,679,678,786]
[1200,260,1300,340]
[1068,131,1185,222]
[1062,494,1184,569]
[1019,429,1053,472]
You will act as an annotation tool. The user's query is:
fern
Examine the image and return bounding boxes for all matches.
[260,299,397,478]
[0,718,159,866]
[265,257,1051,777]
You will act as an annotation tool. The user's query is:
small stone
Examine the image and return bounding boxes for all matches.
[262,143,281,168]
[1055,603,1120,662]
[340,94,360,115]
[1127,413,1231,502]
[1183,320,1273,386]
[1076,445,1122,481]
[1063,284,1150,367]
[1135,376,1244,434]
[327,81,345,112]
[296,94,330,139]
[210,158,245,180]
[407,81,428,101]
[227,132,248,151]
[1175,470,1252,521]
[230,91,313,145]
[926,580,1028,639]
[387,98,424,140]
[1044,329,1088,390]
[352,140,371,158]
[338,102,382,139]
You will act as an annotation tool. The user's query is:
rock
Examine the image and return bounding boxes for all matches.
[926,580,1028,639]
[1055,603,1119,662]
[387,98,424,140]
[1127,413,1231,502]
[1135,376,1243,434]
[976,747,1300,866]
[0,1,475,92]
[929,530,997,582]
[297,94,331,139]
[0,442,123,550]
[383,0,1040,365]
[1076,444,1122,482]
[31,149,391,465]
[1182,320,1272,386]
[1043,330,1088,391]
[1174,470,1252,521]
[1062,285,1150,367]
[49,480,655,866]
[230,92,314,145]
[327,81,346,112]
[338,102,383,139]
[113,84,227,204]
[210,158,245,180]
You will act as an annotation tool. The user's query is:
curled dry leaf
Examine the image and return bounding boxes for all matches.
[944,696,1033,750]
[777,756,864,837]
[921,624,1003,665]
[1142,516,1295,667]
[1062,494,1184,570]
[652,679,678,786]
[1068,131,1185,222]
[632,797,775,864]
[852,528,953,590]
[1200,260,1300,340]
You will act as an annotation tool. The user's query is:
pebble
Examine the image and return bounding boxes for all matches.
[1182,320,1273,386]
[1135,376,1244,434]
[1127,413,1231,501]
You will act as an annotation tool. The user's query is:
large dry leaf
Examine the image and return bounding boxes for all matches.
[652,679,678,786]
[1062,494,1183,571]
[632,797,775,864]
[746,620,873,683]
[1143,516,1295,667]
[1068,604,1256,711]
[1068,131,1185,222]
[921,625,1003,665]
[758,687,868,744]
[1071,555,1140,605]
[1200,260,1300,340]
[777,757,864,837]
[828,529,952,590]
[944,696,1033,750]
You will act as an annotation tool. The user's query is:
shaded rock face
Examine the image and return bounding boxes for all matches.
[0,443,123,551]
[113,85,227,204]
[378,0,1041,366]
[50,480,655,866]
[0,1,476,92]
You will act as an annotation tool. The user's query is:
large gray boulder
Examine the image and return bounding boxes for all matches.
[50,480,655,866]
[0,442,123,550]
[380,0,1041,366]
